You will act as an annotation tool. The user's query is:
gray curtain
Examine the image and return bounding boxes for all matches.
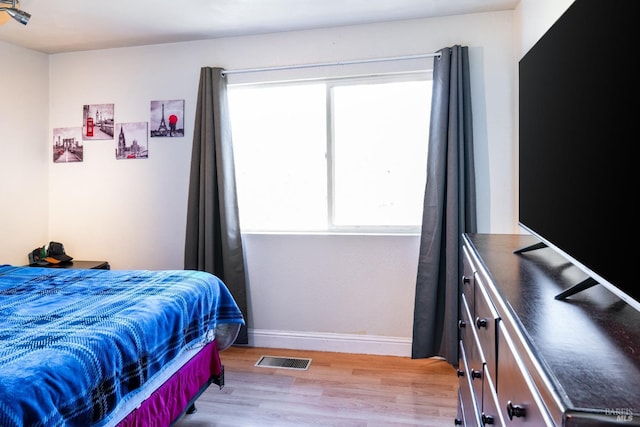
[185,66,248,344]
[412,46,476,364]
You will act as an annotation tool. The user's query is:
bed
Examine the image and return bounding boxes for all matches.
[0,264,244,427]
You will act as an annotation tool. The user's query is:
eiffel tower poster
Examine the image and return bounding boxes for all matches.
[150,99,184,138]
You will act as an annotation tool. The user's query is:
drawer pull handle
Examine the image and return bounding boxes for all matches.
[454,418,463,425]
[481,413,495,425]
[462,275,471,285]
[506,401,526,419]
[471,369,482,380]
[458,319,466,329]
[476,317,488,328]
[456,369,465,377]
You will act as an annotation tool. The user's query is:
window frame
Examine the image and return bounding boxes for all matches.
[228,71,432,235]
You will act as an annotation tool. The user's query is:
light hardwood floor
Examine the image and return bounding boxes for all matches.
[173,345,458,427]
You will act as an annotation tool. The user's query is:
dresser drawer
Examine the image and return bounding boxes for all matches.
[459,296,477,359]
[461,296,486,401]
[497,323,553,426]
[481,368,504,426]
[459,340,482,427]
[462,245,477,316]
[474,272,499,377]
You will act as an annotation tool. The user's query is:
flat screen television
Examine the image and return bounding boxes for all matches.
[518,0,637,311]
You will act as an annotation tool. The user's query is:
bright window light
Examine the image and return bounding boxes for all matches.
[331,80,430,228]
[228,74,431,233]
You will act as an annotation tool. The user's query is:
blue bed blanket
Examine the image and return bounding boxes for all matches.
[0,265,244,427]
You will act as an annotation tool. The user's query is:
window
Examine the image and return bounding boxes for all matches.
[228,73,431,233]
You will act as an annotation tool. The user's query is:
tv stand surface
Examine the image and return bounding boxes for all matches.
[457,233,640,426]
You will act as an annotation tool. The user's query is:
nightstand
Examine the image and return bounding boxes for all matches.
[37,260,110,270]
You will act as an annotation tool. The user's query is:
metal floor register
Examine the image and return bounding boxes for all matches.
[255,355,312,370]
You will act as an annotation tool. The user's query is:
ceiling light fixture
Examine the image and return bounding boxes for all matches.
[0,0,30,26]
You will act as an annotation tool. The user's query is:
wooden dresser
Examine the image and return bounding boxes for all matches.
[456,233,639,426]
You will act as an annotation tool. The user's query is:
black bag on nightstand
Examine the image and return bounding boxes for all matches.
[28,246,47,266]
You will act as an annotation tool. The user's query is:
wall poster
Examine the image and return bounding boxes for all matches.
[83,103,114,140]
[150,99,184,138]
[53,127,83,163]
[115,122,148,159]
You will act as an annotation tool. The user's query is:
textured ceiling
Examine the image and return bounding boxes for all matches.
[0,0,519,54]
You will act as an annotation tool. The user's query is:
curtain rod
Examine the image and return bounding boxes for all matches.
[221,52,440,76]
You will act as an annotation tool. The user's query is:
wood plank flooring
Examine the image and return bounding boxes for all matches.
[173,345,458,427]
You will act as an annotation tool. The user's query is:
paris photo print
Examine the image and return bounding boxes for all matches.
[150,99,184,138]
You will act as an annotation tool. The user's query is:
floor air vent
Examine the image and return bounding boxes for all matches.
[255,355,312,370]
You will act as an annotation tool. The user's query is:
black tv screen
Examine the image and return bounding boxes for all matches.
[518,0,636,309]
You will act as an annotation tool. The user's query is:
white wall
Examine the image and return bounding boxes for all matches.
[518,0,575,57]
[4,10,517,356]
[0,42,49,264]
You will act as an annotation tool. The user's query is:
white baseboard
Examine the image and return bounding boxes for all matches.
[246,328,412,357]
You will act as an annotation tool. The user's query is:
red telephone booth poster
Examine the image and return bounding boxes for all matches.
[83,103,114,140]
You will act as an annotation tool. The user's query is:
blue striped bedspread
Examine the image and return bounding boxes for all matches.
[0,265,244,427]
